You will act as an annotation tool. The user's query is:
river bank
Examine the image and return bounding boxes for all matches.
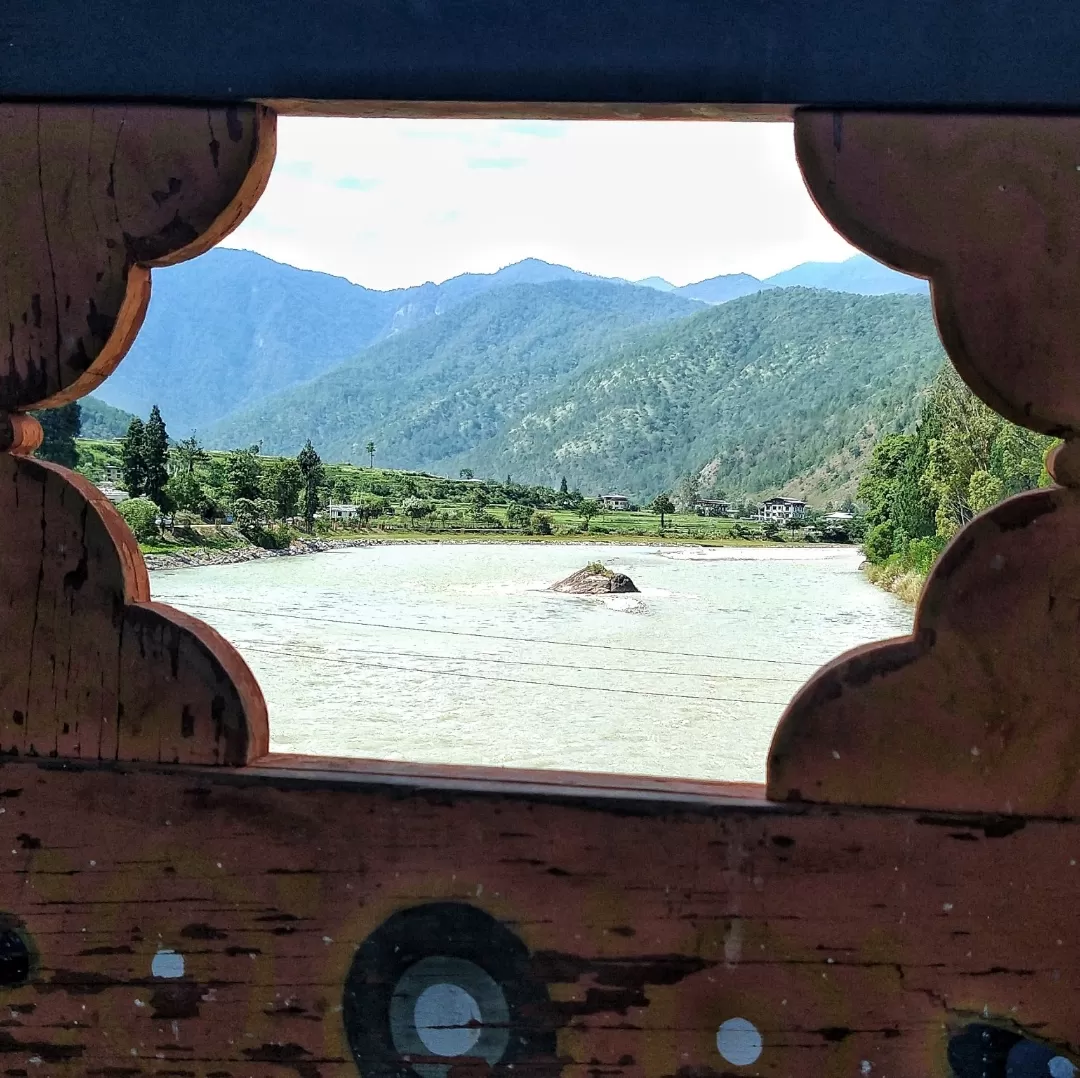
[141,529,831,569]
[864,561,926,603]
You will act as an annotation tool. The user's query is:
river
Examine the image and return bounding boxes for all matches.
[151,543,913,783]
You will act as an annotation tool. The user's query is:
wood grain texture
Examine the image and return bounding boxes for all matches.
[0,758,1071,1075]
[0,413,42,456]
[768,486,1080,815]
[795,111,1080,437]
[0,103,275,411]
[0,454,268,765]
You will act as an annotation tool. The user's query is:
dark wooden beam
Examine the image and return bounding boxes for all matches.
[6,0,1080,109]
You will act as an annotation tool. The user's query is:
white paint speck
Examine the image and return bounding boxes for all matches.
[1050,1058,1076,1078]
[832,750,841,760]
[414,982,482,1057]
[716,1017,762,1067]
[151,949,184,979]
[861,1062,872,1075]
[970,747,980,757]
[942,903,954,912]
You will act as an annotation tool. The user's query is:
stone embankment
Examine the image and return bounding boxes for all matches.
[143,537,377,571]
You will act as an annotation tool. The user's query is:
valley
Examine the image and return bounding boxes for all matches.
[88,249,941,505]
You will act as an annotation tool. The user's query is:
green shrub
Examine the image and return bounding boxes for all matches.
[864,522,896,564]
[117,497,160,541]
[530,511,553,535]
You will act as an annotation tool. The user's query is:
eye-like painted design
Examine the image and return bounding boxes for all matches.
[949,1024,1077,1078]
[0,916,32,989]
[343,902,556,1078]
[717,1017,763,1067]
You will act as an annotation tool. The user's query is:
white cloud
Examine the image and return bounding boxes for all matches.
[222,117,857,291]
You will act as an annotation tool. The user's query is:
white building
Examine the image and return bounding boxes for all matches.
[600,493,630,510]
[759,497,808,522]
[98,482,129,505]
[327,503,361,521]
[825,511,854,521]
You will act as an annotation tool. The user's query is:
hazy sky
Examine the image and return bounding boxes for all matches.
[223,118,857,292]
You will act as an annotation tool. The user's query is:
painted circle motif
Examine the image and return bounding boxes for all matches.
[343,903,556,1078]
[716,1017,763,1067]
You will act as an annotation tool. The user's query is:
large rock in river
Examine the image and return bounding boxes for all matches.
[550,563,639,595]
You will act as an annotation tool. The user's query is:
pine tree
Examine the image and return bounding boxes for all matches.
[120,417,146,498]
[297,440,324,529]
[33,402,81,468]
[559,476,568,495]
[143,405,170,508]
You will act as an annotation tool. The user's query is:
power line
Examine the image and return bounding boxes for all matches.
[238,645,791,706]
[239,638,806,685]
[179,602,825,668]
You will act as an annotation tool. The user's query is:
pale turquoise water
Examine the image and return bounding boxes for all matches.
[150,543,912,782]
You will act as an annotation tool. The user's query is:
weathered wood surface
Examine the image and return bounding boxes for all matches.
[770,484,1080,815]
[767,112,1080,817]
[0,103,275,412]
[795,112,1080,437]
[0,759,1067,1075]
[0,454,267,764]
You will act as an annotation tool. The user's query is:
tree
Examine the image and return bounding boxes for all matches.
[506,502,532,530]
[650,493,675,530]
[470,488,490,519]
[143,405,170,508]
[166,471,207,517]
[266,459,303,522]
[34,402,81,468]
[673,473,701,513]
[120,417,146,497]
[332,476,354,504]
[559,476,568,495]
[297,440,324,529]
[578,499,602,532]
[356,492,388,524]
[224,445,262,505]
[173,434,207,477]
[402,497,434,528]
[530,510,553,535]
[365,441,376,468]
[118,497,160,542]
[459,468,474,480]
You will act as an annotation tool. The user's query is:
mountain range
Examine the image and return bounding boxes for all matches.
[89,248,938,501]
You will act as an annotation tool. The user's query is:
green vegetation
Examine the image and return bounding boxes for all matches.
[203,284,940,504]
[204,279,701,470]
[80,397,136,440]
[859,366,1056,595]
[75,422,863,554]
[33,402,81,468]
[457,288,946,501]
[117,497,161,542]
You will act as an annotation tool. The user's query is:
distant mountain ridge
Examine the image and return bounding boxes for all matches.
[92,249,926,437]
[635,254,928,304]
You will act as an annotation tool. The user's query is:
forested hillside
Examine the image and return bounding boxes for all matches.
[79,398,137,440]
[451,289,946,499]
[859,365,1055,588]
[93,251,611,432]
[203,280,702,464]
